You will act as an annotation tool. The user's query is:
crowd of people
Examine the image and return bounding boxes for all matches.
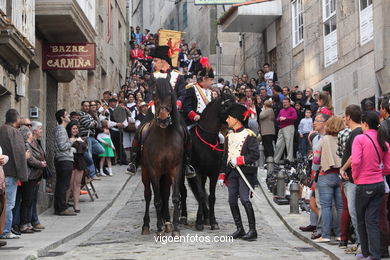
[0,25,388,258]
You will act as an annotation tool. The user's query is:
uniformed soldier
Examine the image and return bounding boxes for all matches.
[183,57,214,125]
[126,47,195,178]
[218,103,260,241]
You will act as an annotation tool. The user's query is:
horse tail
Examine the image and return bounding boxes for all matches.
[186,176,206,203]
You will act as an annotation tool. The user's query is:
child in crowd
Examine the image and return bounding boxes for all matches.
[97,121,115,176]
[298,109,313,157]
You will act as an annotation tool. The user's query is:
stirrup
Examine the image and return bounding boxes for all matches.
[125,163,137,176]
[185,165,196,178]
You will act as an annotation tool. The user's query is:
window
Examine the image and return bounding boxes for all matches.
[183,1,188,29]
[323,0,337,67]
[292,0,303,47]
[77,0,96,29]
[359,0,373,45]
[0,0,6,15]
[12,0,34,47]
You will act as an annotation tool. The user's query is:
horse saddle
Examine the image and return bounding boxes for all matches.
[138,121,152,150]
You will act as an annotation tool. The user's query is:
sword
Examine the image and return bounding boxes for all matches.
[235,165,263,202]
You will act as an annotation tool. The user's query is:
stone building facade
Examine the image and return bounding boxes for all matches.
[0,0,128,211]
[220,0,386,114]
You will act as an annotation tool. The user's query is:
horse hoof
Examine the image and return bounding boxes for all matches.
[195,223,204,231]
[141,225,150,235]
[164,222,173,233]
[172,231,180,237]
[155,231,165,238]
[210,223,219,230]
[179,217,188,225]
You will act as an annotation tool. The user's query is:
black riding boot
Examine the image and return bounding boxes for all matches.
[126,146,140,176]
[184,155,196,179]
[242,201,257,241]
[229,204,245,239]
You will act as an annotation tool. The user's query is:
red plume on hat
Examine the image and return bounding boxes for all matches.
[200,57,210,69]
[243,107,255,120]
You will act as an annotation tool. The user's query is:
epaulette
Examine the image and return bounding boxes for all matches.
[245,129,256,137]
[172,69,182,75]
[185,83,195,89]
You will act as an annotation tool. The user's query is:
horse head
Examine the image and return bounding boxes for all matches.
[198,91,236,133]
[152,78,179,129]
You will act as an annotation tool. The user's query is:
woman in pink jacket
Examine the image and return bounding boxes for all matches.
[352,111,390,260]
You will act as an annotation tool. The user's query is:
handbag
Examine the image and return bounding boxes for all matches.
[42,167,53,179]
[124,121,136,132]
[365,134,383,168]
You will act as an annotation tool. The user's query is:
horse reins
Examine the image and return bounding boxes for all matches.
[195,126,224,152]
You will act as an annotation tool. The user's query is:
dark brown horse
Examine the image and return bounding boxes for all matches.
[141,78,185,237]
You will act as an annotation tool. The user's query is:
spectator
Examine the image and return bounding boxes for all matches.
[263,63,278,82]
[246,97,259,135]
[338,104,362,253]
[352,111,390,259]
[19,126,45,233]
[66,121,87,213]
[78,101,103,180]
[274,98,297,164]
[282,87,290,99]
[0,109,28,239]
[249,78,257,90]
[29,121,46,231]
[317,92,334,116]
[135,102,150,128]
[312,116,345,243]
[97,121,115,177]
[0,145,9,245]
[298,109,313,157]
[134,26,143,45]
[259,100,275,165]
[303,88,318,113]
[53,109,76,216]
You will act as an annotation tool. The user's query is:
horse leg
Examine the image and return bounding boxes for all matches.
[209,175,219,230]
[201,175,210,226]
[161,176,172,233]
[142,168,151,235]
[179,175,188,225]
[194,175,206,231]
[171,167,181,237]
[151,174,164,237]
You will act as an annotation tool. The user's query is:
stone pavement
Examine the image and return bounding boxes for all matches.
[257,169,356,260]
[43,171,331,260]
[0,165,130,260]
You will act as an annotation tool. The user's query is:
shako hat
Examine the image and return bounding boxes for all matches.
[227,103,250,127]
[150,46,172,66]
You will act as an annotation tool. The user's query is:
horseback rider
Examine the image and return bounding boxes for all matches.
[182,57,214,126]
[126,46,196,178]
[218,103,260,241]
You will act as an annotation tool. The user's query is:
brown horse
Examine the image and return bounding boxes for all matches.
[141,78,185,237]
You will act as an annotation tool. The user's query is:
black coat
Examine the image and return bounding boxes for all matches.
[220,128,259,177]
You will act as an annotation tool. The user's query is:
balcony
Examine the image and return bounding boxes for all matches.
[219,0,282,33]
[35,0,96,43]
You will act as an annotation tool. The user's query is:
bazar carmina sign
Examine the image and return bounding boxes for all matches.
[43,43,96,70]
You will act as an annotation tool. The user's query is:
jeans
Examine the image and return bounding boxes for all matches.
[317,173,343,239]
[2,177,18,235]
[83,151,96,178]
[12,186,21,227]
[85,137,104,178]
[30,182,39,225]
[356,182,385,259]
[298,133,310,157]
[343,181,360,244]
[54,160,73,213]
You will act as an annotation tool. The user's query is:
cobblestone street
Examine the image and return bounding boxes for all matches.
[48,174,330,260]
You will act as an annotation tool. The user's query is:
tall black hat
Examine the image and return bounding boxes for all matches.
[150,46,172,66]
[198,57,214,78]
[227,103,249,127]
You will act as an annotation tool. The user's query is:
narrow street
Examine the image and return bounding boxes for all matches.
[45,173,329,260]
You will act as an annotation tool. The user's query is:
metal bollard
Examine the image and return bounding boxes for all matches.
[276,170,285,197]
[289,182,300,214]
[258,143,265,168]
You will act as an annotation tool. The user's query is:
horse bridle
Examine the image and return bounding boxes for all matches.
[155,104,172,127]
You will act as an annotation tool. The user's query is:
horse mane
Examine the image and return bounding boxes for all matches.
[154,78,181,128]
